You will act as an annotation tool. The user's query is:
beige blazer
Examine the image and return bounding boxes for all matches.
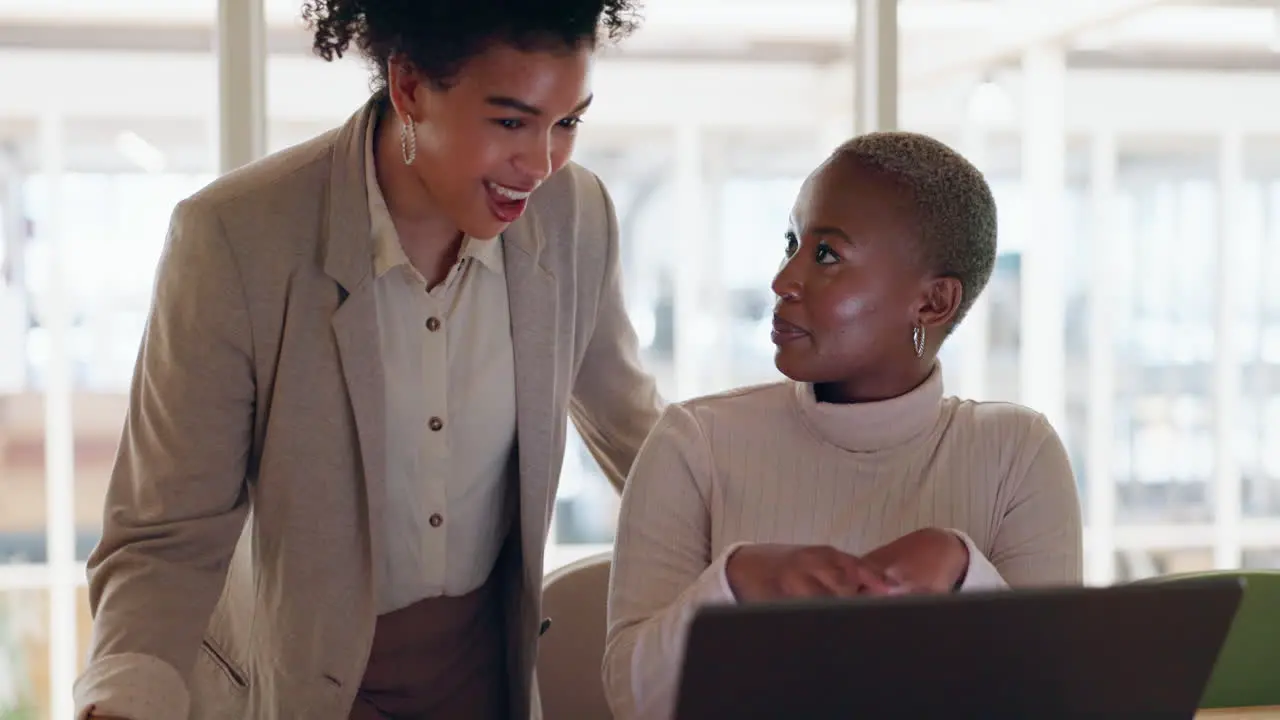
[78,97,663,720]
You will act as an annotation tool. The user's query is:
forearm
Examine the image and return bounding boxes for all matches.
[949,530,1009,591]
[570,173,664,492]
[79,508,247,719]
[77,193,257,719]
[604,544,743,720]
[76,652,189,720]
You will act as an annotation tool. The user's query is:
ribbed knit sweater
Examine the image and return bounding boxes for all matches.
[603,366,1083,719]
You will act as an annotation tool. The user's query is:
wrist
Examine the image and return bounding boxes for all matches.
[723,543,748,600]
[720,541,764,602]
[947,530,970,591]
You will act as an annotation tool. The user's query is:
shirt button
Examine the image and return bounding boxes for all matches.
[426,317,441,332]
[429,513,444,528]
[429,416,444,432]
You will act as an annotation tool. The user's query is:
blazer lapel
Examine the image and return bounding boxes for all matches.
[502,211,558,586]
[331,287,385,563]
[324,97,388,589]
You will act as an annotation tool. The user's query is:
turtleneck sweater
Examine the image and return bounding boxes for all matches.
[602,366,1083,720]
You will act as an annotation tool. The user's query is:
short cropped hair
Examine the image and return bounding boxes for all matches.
[304,0,641,91]
[833,132,998,330]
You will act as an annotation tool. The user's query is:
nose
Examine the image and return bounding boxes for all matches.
[515,133,555,182]
[771,256,802,302]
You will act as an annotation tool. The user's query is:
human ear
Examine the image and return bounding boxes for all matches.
[386,56,422,122]
[915,276,963,329]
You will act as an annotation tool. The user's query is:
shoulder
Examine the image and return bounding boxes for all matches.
[676,381,793,418]
[943,397,1066,469]
[629,382,789,493]
[526,162,614,265]
[946,397,1054,441]
[166,129,340,261]
[531,161,608,217]
[182,130,338,218]
[649,382,792,444]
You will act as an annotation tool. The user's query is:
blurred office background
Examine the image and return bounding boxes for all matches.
[3,0,1280,715]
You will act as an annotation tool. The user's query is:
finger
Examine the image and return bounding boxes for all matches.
[805,564,862,598]
[779,572,836,599]
[805,555,887,597]
[836,555,899,595]
[860,580,912,597]
[798,547,876,595]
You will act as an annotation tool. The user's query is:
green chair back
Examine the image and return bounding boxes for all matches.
[1139,570,1280,709]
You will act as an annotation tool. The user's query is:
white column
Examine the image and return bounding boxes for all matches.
[217,0,267,173]
[1018,45,1068,435]
[854,0,898,134]
[820,63,855,154]
[0,149,28,390]
[1213,130,1244,570]
[1086,130,1119,585]
[39,112,76,720]
[673,124,708,398]
[955,121,990,400]
[0,148,23,290]
[702,142,729,389]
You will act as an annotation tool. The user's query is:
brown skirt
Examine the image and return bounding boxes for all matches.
[349,571,507,720]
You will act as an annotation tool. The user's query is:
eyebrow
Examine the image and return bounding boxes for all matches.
[808,226,853,244]
[484,94,594,116]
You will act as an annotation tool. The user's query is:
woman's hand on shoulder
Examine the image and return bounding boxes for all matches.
[862,528,970,594]
[724,543,900,602]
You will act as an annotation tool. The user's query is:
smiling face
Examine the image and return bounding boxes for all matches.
[388,41,593,239]
[771,154,963,402]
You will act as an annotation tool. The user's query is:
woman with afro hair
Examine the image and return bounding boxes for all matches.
[75,1,660,718]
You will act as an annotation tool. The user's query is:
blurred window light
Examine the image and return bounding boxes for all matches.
[966,75,1014,127]
[114,132,166,174]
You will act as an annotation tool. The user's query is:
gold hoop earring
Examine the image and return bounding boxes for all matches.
[912,325,926,358]
[400,115,417,165]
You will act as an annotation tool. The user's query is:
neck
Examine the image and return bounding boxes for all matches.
[815,358,936,405]
[794,362,945,453]
[373,105,462,252]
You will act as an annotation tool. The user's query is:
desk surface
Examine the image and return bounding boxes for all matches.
[1197,708,1280,719]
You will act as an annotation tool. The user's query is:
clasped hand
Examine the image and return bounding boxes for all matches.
[724,528,970,602]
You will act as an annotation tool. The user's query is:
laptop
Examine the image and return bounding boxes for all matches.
[675,578,1244,719]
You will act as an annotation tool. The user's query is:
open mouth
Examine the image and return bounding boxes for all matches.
[485,180,534,223]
